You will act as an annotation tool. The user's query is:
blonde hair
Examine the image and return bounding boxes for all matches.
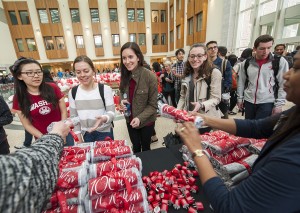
[164,60,172,67]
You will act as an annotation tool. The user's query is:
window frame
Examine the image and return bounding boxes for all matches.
[152,10,159,22]
[112,34,120,47]
[93,35,103,48]
[138,33,146,46]
[38,9,49,24]
[109,8,118,22]
[152,33,159,45]
[19,10,30,25]
[55,36,65,50]
[90,8,100,23]
[16,39,24,52]
[127,8,135,22]
[70,8,80,23]
[129,33,136,42]
[49,9,60,23]
[137,9,145,22]
[26,38,37,51]
[44,36,55,50]
[188,17,194,35]
[196,12,203,32]
[75,35,84,49]
[161,33,166,45]
[8,11,18,25]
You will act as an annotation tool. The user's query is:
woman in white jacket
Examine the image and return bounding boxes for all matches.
[177,43,222,132]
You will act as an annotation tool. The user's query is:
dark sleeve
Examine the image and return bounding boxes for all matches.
[0,134,64,213]
[203,136,300,213]
[0,96,13,127]
[234,112,281,139]
[224,61,232,89]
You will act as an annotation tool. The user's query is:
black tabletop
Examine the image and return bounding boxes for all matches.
[135,145,213,213]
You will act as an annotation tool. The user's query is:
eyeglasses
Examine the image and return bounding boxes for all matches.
[207,46,218,51]
[189,54,205,60]
[21,71,43,77]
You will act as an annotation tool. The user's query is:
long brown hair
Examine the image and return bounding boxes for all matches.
[10,57,57,119]
[119,42,144,92]
[184,43,215,79]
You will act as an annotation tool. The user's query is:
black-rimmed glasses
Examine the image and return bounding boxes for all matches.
[21,71,43,77]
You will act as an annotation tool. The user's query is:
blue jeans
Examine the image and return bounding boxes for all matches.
[244,101,274,120]
[83,129,114,142]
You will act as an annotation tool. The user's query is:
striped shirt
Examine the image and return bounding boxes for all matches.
[173,61,185,89]
[0,134,63,213]
[68,84,115,134]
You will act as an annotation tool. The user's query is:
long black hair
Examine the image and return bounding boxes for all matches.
[119,42,144,92]
[184,43,215,79]
[10,57,58,119]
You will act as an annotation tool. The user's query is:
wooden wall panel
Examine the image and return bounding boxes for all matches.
[45,49,68,59]
[113,47,120,56]
[76,48,86,56]
[34,0,46,8]
[126,0,144,8]
[92,23,101,34]
[108,0,117,8]
[170,42,174,51]
[110,22,119,34]
[72,23,83,35]
[68,0,79,8]
[187,0,194,19]
[95,48,104,57]
[3,1,40,60]
[88,0,98,8]
[46,0,59,8]
[140,46,146,54]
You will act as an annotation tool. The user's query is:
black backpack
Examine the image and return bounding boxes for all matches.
[71,83,114,127]
[244,55,281,99]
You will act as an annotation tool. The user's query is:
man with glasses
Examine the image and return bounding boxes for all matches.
[206,41,232,118]
[172,48,185,104]
[237,34,289,119]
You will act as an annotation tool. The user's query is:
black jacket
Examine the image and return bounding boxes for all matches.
[0,96,13,144]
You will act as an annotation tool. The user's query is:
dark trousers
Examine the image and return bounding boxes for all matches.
[229,90,237,111]
[0,139,10,154]
[83,128,114,142]
[126,122,154,153]
[162,90,177,107]
[175,87,181,104]
[219,102,229,119]
[244,101,274,120]
[23,130,33,147]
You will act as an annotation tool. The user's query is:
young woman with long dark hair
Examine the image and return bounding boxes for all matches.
[176,50,300,212]
[119,42,158,153]
[177,43,222,133]
[11,57,73,146]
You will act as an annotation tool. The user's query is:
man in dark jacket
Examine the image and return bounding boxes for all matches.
[0,96,13,154]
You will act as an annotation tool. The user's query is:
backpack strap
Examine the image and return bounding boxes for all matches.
[71,85,79,100]
[272,55,281,99]
[244,57,251,89]
[98,83,114,127]
[98,83,106,110]
[221,59,227,77]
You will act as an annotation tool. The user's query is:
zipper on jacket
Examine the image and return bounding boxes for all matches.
[254,67,262,104]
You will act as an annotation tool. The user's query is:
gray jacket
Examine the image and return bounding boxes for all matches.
[237,54,288,107]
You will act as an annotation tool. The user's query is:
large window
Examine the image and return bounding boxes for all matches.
[170,31,174,42]
[188,17,193,35]
[161,33,166,45]
[44,37,55,50]
[55,37,65,49]
[75,36,84,48]
[127,9,135,22]
[16,39,24,52]
[170,6,174,18]
[152,10,159,22]
[282,23,299,38]
[8,11,18,25]
[93,35,103,48]
[137,9,144,22]
[161,10,166,22]
[177,0,181,10]
[38,9,48,23]
[26,38,37,51]
[129,33,136,42]
[70,9,80,23]
[260,24,273,35]
[152,34,159,45]
[196,12,203,32]
[112,34,120,46]
[261,0,277,16]
[50,9,60,23]
[176,25,181,39]
[90,9,100,23]
[109,9,118,22]
[138,33,146,45]
[19,11,30,25]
